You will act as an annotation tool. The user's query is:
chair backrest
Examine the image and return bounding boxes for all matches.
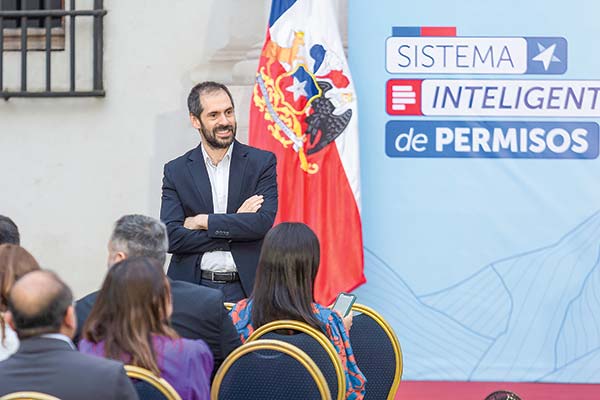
[211,339,331,400]
[124,365,182,400]
[0,393,61,400]
[246,319,345,400]
[349,303,403,400]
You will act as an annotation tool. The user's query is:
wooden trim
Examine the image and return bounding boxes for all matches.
[2,28,65,51]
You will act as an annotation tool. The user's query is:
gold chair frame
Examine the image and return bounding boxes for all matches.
[124,365,182,400]
[223,302,235,311]
[211,339,332,400]
[0,393,61,400]
[351,303,403,400]
[246,319,346,400]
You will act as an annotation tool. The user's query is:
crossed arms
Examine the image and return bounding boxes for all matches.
[160,154,278,255]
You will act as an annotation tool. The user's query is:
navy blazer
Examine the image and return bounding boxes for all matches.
[160,140,278,294]
[0,336,138,399]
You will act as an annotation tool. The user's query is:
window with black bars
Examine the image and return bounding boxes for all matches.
[0,0,107,99]
[2,0,62,29]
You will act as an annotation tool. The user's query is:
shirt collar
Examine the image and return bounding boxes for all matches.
[39,333,76,349]
[200,141,234,167]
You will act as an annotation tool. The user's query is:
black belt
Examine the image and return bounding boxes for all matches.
[201,270,240,282]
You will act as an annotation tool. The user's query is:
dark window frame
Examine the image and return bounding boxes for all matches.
[0,0,107,99]
[2,0,65,52]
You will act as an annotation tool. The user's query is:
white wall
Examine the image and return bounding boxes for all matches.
[0,0,265,297]
[0,0,347,297]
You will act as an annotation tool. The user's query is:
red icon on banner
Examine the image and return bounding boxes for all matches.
[386,79,422,116]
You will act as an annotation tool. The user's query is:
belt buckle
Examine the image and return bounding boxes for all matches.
[203,270,236,282]
[214,272,229,283]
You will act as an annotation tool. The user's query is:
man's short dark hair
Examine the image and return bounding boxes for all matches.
[110,215,168,266]
[8,270,73,339]
[187,81,235,118]
[0,215,20,245]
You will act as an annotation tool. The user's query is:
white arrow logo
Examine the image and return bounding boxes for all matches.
[532,43,561,71]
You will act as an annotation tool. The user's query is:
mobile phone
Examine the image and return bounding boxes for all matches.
[332,292,357,317]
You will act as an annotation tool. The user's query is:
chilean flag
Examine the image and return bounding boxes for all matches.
[249,0,365,304]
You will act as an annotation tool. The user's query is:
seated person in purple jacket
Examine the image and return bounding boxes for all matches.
[79,257,213,400]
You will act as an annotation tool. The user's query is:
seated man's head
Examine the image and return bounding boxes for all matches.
[107,214,168,267]
[5,270,75,339]
[0,215,20,246]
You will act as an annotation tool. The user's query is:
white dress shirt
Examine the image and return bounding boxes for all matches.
[200,142,237,273]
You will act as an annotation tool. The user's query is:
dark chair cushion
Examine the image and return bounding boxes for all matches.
[132,379,169,400]
[217,349,323,399]
[350,313,397,399]
[261,331,340,398]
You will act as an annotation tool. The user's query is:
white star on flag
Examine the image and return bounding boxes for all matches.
[286,76,308,101]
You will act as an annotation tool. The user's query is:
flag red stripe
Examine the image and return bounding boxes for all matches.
[249,20,365,304]
[250,121,365,304]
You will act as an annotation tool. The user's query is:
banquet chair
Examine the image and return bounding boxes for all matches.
[124,365,182,400]
[211,339,331,400]
[350,303,403,400]
[0,393,60,400]
[246,319,345,400]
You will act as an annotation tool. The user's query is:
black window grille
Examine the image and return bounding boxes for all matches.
[0,0,107,99]
[3,0,62,29]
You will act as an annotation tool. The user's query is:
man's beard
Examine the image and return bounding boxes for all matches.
[200,122,236,149]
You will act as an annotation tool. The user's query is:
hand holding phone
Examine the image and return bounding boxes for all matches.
[332,292,357,317]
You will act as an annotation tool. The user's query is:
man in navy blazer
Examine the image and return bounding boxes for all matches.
[161,81,278,302]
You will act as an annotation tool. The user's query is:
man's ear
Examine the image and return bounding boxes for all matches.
[112,251,127,265]
[190,113,202,129]
[64,305,76,331]
[4,311,16,330]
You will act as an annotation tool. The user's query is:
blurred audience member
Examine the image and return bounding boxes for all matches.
[230,222,367,400]
[0,270,137,399]
[0,216,19,245]
[75,214,240,373]
[0,244,40,361]
[80,257,213,399]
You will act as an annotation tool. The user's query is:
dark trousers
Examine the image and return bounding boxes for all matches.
[200,278,246,303]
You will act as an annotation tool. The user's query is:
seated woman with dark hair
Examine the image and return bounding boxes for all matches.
[79,257,213,400]
[229,222,366,399]
[0,244,40,361]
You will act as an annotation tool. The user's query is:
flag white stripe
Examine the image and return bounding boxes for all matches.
[270,0,362,211]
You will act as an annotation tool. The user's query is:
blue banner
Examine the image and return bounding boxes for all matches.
[350,0,600,383]
[385,121,599,158]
